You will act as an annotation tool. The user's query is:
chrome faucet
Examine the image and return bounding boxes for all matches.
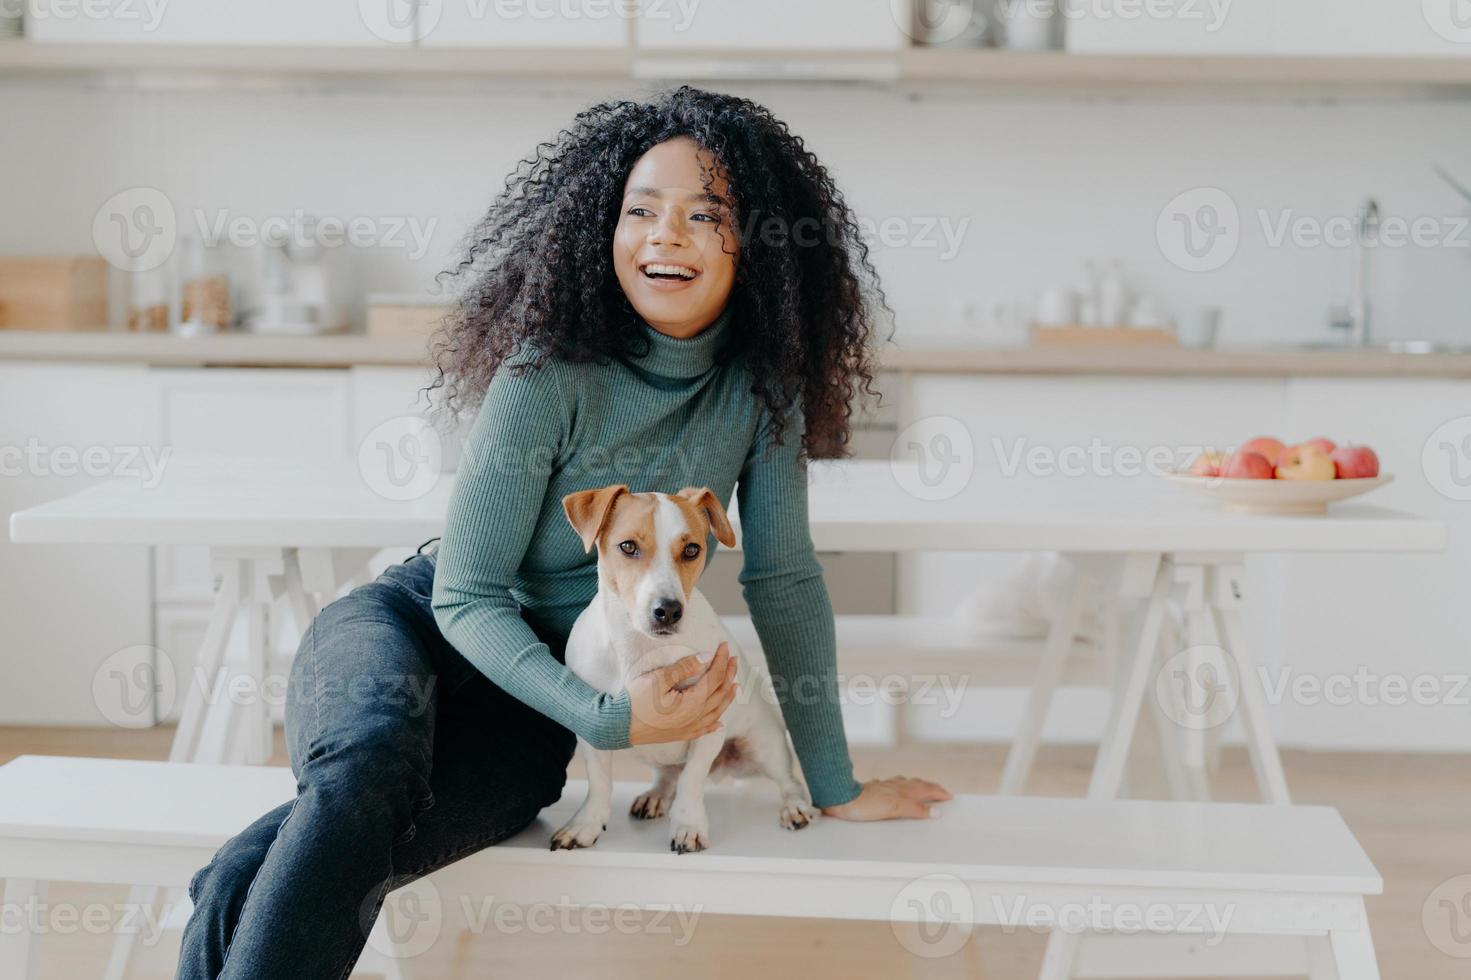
[1339,198,1379,347]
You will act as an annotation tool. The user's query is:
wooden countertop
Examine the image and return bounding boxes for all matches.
[4,331,1471,378]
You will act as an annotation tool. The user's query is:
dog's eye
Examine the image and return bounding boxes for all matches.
[619,540,638,557]
[682,543,701,560]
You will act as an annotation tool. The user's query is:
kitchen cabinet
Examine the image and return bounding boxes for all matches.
[23,0,403,46]
[0,362,154,726]
[1066,0,1471,57]
[634,0,905,51]
[420,0,629,49]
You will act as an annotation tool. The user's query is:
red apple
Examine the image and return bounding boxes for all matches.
[1239,436,1286,466]
[1301,437,1337,455]
[1275,445,1336,480]
[1331,445,1380,479]
[1223,451,1274,479]
[1189,451,1226,477]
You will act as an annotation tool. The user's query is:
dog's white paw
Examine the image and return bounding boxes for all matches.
[670,821,709,854]
[780,797,819,830]
[630,787,674,820]
[549,818,605,851]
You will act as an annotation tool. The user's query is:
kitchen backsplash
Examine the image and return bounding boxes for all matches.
[3,81,1470,346]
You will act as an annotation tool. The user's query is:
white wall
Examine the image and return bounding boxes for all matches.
[3,80,1470,346]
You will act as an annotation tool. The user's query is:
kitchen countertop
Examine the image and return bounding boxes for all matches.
[4,330,1471,378]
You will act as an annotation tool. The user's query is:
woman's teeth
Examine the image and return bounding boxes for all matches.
[642,263,697,280]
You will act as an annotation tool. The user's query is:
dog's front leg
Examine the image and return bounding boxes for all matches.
[668,730,726,854]
[550,737,614,850]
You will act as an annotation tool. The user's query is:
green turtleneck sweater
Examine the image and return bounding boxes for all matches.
[430,307,862,808]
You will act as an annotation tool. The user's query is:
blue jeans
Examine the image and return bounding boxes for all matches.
[177,542,577,979]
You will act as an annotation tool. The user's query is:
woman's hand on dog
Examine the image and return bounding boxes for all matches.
[627,641,739,746]
[820,776,953,821]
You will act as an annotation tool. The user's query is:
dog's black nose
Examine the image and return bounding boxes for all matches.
[651,598,683,626]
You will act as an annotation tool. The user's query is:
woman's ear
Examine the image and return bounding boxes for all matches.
[676,487,737,548]
[562,485,629,553]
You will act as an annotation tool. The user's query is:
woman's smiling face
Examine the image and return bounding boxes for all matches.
[613,137,739,339]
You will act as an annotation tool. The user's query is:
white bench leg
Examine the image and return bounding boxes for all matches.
[1038,929,1081,980]
[1307,934,1342,980]
[103,884,162,980]
[1210,567,1290,805]
[1,878,45,980]
[1000,572,1087,795]
[1327,927,1381,980]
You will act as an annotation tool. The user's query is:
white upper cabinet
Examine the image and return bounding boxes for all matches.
[24,0,416,45]
[420,0,630,49]
[635,0,907,51]
[1065,0,1471,57]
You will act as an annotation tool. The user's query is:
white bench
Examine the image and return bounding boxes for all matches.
[0,755,1383,979]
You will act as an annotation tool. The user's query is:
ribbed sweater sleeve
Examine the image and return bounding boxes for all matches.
[736,405,862,809]
[431,359,633,751]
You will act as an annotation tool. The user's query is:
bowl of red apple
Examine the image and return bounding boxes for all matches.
[1168,436,1390,514]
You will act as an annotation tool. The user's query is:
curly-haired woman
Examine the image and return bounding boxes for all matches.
[178,86,952,979]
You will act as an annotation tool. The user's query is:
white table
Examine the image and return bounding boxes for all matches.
[9,459,1444,799]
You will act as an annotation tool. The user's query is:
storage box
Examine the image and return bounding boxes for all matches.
[0,257,109,331]
[365,295,452,340]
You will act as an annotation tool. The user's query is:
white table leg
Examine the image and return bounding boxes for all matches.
[1,878,45,980]
[1088,562,1171,800]
[1307,934,1342,980]
[1210,564,1290,806]
[999,571,1088,795]
[168,560,244,763]
[1038,929,1081,980]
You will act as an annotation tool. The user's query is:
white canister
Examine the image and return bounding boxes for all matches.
[999,0,1059,51]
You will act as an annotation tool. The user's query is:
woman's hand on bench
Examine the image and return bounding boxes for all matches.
[820,776,953,821]
[627,641,739,746]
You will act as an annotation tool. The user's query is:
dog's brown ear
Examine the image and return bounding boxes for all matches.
[676,487,737,548]
[562,485,629,553]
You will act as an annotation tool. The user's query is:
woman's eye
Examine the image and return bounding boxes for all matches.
[682,543,701,560]
[619,540,639,556]
[627,206,653,218]
[691,212,717,223]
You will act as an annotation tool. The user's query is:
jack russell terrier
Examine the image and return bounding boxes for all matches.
[550,484,819,854]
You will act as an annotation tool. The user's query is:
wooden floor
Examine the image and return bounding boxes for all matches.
[3,725,1467,979]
